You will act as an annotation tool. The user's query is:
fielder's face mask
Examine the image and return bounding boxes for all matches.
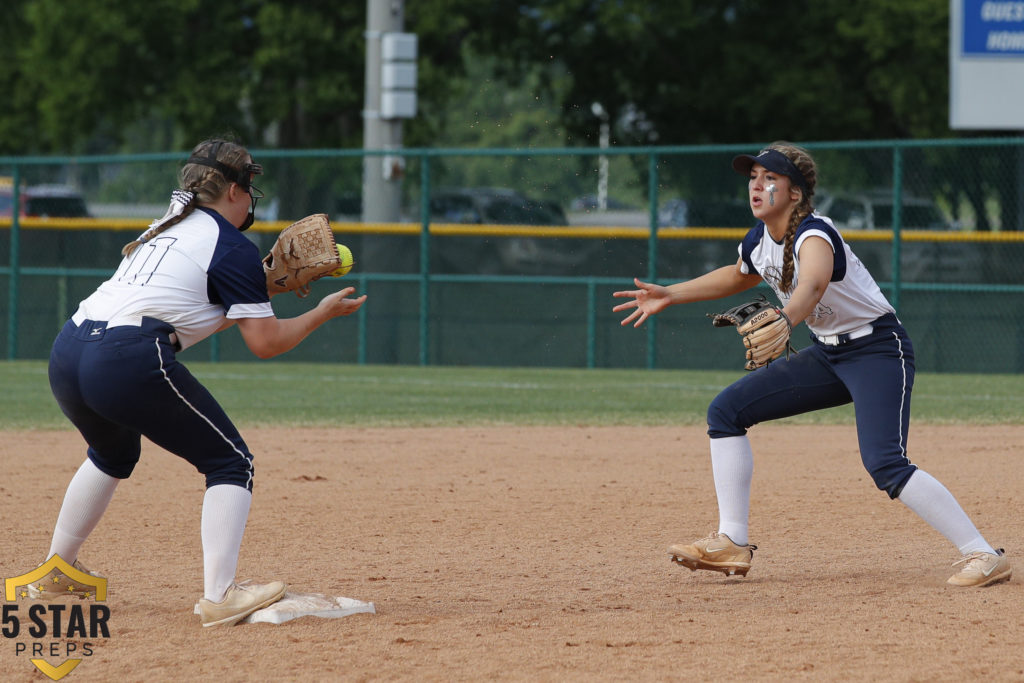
[187,140,264,231]
[731,148,808,193]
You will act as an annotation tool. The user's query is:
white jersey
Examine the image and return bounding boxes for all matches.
[73,207,273,350]
[737,213,894,337]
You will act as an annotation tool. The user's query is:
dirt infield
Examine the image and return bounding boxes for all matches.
[1,425,1022,682]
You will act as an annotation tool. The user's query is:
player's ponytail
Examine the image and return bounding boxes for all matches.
[121,190,198,257]
[771,142,817,294]
[121,138,253,257]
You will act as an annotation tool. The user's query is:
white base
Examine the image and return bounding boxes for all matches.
[194,591,376,625]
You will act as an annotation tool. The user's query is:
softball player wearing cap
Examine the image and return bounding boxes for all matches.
[41,138,367,626]
[613,141,1010,587]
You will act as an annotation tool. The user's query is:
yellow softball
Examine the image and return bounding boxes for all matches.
[331,244,354,277]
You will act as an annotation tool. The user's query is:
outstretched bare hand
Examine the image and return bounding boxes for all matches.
[611,278,671,328]
[317,286,367,319]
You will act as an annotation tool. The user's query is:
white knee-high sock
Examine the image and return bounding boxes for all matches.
[898,469,996,555]
[48,459,120,564]
[710,435,754,547]
[201,484,252,603]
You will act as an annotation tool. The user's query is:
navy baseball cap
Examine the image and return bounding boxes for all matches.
[732,148,808,191]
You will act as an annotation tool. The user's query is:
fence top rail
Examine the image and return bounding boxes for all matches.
[4,218,1024,242]
[2,137,1023,166]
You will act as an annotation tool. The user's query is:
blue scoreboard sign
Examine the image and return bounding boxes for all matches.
[962,0,1024,55]
[951,0,1024,128]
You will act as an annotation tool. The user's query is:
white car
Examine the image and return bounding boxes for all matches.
[815,191,981,282]
[815,190,954,231]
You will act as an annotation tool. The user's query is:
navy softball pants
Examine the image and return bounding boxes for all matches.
[48,316,254,490]
[706,313,917,499]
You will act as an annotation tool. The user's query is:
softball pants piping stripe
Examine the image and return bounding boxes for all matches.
[893,331,912,466]
[155,339,254,490]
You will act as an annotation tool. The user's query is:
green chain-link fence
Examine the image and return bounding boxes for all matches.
[3,138,1024,372]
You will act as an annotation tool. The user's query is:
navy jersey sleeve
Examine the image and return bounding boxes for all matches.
[739,222,766,276]
[206,232,270,309]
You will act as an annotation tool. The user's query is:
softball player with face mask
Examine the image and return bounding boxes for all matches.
[613,141,1010,587]
[40,138,367,626]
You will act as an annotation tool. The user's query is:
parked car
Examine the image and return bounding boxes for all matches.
[0,180,90,218]
[431,187,568,227]
[814,190,955,231]
[653,197,753,275]
[815,191,982,282]
[429,187,593,274]
[569,194,639,211]
[658,197,753,228]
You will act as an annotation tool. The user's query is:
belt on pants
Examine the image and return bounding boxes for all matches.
[71,311,180,350]
[814,323,873,346]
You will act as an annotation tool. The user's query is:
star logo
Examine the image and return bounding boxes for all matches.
[4,555,110,681]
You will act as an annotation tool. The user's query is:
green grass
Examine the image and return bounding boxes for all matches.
[1,360,1020,430]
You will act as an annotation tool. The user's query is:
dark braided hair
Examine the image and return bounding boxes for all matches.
[768,141,818,294]
[121,139,253,257]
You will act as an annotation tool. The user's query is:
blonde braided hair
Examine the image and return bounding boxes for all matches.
[768,141,818,294]
[121,139,253,257]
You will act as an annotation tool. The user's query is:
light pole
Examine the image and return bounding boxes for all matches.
[591,102,610,211]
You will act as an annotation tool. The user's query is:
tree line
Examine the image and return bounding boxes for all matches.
[0,0,980,155]
[1,1,1019,230]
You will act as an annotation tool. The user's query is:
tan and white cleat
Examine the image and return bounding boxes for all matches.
[947,549,1012,587]
[199,580,287,627]
[668,532,757,577]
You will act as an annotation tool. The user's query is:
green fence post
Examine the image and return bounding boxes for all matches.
[419,153,431,366]
[6,165,21,360]
[57,275,68,330]
[586,278,596,368]
[891,146,903,312]
[646,152,659,369]
[357,273,368,365]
